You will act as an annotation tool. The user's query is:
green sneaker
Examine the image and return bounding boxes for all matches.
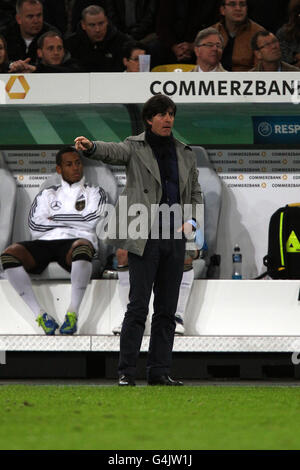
[36,313,59,335]
[60,312,77,335]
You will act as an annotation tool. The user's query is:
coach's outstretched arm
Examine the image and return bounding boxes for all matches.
[75,134,131,166]
[74,136,93,152]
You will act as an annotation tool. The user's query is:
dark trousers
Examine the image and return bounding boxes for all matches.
[118,236,186,379]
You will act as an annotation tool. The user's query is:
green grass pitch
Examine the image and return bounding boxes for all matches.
[1,384,300,450]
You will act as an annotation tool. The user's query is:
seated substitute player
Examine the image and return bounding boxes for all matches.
[0,146,107,335]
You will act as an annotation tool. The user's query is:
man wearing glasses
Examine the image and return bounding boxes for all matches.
[250,31,300,72]
[193,27,227,72]
[213,0,264,71]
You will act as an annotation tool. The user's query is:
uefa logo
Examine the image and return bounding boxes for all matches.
[258,121,272,137]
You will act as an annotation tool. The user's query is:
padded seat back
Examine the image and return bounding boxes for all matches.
[0,152,17,273]
[191,146,222,278]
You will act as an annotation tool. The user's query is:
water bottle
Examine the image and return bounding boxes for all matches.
[232,244,242,279]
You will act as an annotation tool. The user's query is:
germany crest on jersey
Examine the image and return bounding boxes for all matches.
[75,194,86,211]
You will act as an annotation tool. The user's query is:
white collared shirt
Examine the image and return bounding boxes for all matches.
[195,64,219,72]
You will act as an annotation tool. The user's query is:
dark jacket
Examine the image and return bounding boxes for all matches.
[3,20,58,63]
[34,53,81,73]
[66,23,130,72]
[0,61,9,73]
[105,0,158,40]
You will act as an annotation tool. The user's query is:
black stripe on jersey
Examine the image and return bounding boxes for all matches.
[51,187,107,222]
[28,186,106,232]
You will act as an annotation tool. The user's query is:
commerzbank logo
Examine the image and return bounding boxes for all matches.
[258,121,272,137]
[5,75,30,99]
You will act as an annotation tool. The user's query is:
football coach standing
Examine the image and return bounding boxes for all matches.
[75,94,203,386]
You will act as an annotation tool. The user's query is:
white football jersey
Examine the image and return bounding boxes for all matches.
[28,176,107,250]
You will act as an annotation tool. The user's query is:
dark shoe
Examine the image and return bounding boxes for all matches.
[118,374,136,386]
[148,374,183,386]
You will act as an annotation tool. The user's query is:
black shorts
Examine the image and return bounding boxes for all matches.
[18,238,82,274]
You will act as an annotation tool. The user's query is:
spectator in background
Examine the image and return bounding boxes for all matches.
[277,0,300,67]
[192,27,227,71]
[43,0,104,36]
[9,31,81,73]
[0,34,9,72]
[122,40,146,72]
[2,0,57,63]
[70,0,105,34]
[35,31,80,72]
[43,1,106,37]
[66,5,130,72]
[250,30,300,71]
[152,0,219,67]
[213,0,265,71]
[105,0,158,43]
[247,0,288,34]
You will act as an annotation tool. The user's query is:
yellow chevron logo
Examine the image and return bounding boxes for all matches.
[286,230,300,252]
[6,75,30,99]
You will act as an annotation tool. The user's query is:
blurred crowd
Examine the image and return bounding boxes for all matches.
[0,0,299,73]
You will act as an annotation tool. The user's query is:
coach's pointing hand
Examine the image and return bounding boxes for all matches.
[74,136,93,152]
